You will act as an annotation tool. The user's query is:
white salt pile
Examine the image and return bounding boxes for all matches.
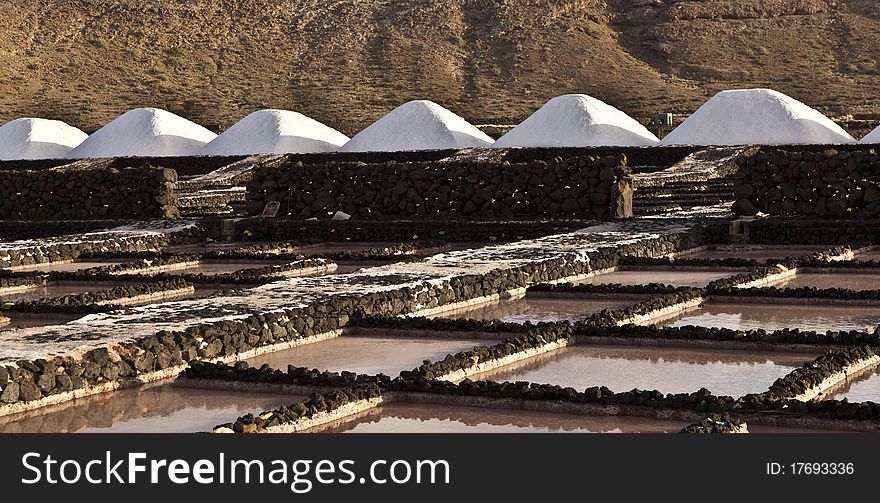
[67,108,217,158]
[661,89,854,146]
[860,125,880,144]
[338,100,493,152]
[198,109,349,156]
[0,118,88,160]
[493,94,659,148]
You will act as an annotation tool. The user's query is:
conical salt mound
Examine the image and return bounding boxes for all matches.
[860,125,880,144]
[493,94,659,148]
[0,118,88,160]
[67,108,217,158]
[338,100,493,152]
[661,89,854,146]
[198,109,349,156]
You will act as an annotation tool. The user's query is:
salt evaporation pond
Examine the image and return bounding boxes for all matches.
[198,109,349,155]
[829,367,880,403]
[10,260,128,273]
[338,100,493,152]
[0,312,83,330]
[574,269,745,288]
[772,272,880,291]
[479,345,811,398]
[244,334,486,377]
[0,383,297,433]
[660,302,879,332]
[309,403,682,433]
[431,296,639,323]
[493,94,659,148]
[67,107,217,158]
[0,281,138,302]
[660,89,854,146]
[140,259,290,276]
[0,118,88,160]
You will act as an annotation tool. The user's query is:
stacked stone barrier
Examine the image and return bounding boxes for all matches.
[1,279,192,314]
[0,165,180,220]
[733,146,880,218]
[246,154,633,219]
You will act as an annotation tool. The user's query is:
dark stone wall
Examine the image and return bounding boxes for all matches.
[246,155,633,219]
[0,166,179,220]
[733,146,880,217]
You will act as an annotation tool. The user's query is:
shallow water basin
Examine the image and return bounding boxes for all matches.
[678,246,826,261]
[575,269,744,288]
[771,272,880,291]
[659,302,880,332]
[430,296,640,323]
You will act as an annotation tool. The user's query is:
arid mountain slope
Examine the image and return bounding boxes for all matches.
[0,0,877,136]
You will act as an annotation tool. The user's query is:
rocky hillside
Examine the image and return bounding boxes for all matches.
[1,0,878,136]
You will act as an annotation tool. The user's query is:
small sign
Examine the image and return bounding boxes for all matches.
[262,201,281,218]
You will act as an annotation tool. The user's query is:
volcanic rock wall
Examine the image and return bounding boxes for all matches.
[733,146,880,218]
[0,166,179,219]
[246,155,633,219]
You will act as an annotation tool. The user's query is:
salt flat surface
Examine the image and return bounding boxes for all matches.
[67,108,217,158]
[860,125,880,144]
[660,89,854,146]
[339,100,493,152]
[0,118,87,160]
[0,219,695,363]
[198,110,348,155]
[493,94,659,148]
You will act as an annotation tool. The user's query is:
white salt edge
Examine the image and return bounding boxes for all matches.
[493,94,660,148]
[198,109,349,156]
[660,89,855,146]
[0,118,88,160]
[860,125,880,144]
[338,100,494,152]
[67,107,217,158]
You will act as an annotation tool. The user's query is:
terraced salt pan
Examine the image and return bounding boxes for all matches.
[67,108,217,158]
[660,89,854,146]
[11,260,128,273]
[0,219,694,364]
[492,94,659,148]
[308,402,682,433]
[0,312,83,331]
[198,109,349,155]
[480,345,812,398]
[0,382,297,433]
[431,296,640,323]
[829,367,880,403]
[771,272,880,291]
[339,100,493,152]
[0,118,88,160]
[660,302,880,332]
[574,269,744,288]
[139,260,290,276]
[0,282,138,302]
[244,334,487,377]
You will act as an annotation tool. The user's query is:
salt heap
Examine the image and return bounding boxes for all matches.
[661,89,854,146]
[338,100,493,152]
[0,118,88,160]
[198,109,349,156]
[67,108,217,158]
[493,94,659,148]
[860,126,880,144]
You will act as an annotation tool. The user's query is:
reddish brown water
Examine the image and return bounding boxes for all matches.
[0,312,83,330]
[829,367,880,403]
[575,270,743,288]
[245,335,487,377]
[660,302,880,332]
[431,297,638,323]
[143,260,288,276]
[771,272,880,291]
[9,260,128,273]
[311,402,682,433]
[0,281,137,302]
[479,345,811,398]
[0,383,298,433]
[680,247,824,260]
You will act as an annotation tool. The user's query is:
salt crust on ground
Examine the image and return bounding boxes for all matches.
[67,108,217,158]
[338,100,494,152]
[860,125,880,144]
[493,94,660,148]
[660,89,854,146]
[198,110,349,155]
[0,118,88,160]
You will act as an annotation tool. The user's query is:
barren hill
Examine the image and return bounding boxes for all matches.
[1,0,878,136]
